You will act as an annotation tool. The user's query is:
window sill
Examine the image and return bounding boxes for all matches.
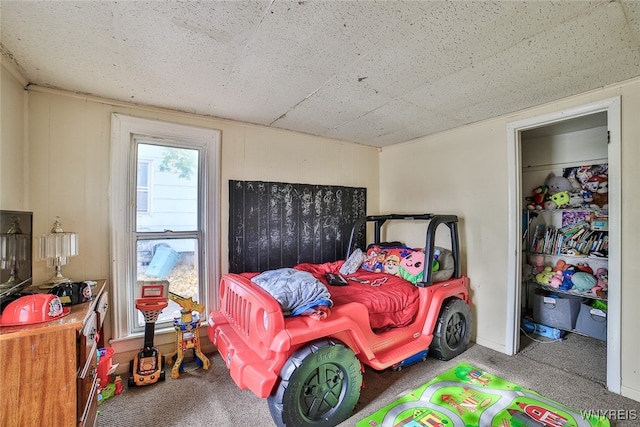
[108,327,177,353]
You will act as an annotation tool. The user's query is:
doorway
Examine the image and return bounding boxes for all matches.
[505,97,621,394]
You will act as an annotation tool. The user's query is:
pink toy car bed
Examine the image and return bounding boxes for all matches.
[209,213,472,426]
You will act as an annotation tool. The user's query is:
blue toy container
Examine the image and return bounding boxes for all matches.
[145,246,179,278]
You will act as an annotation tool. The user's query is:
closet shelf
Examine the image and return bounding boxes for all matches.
[528,251,608,262]
[530,280,607,302]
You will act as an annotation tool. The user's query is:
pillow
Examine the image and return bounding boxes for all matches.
[339,248,365,275]
[431,247,455,282]
[399,247,455,284]
[361,244,413,276]
[398,250,427,283]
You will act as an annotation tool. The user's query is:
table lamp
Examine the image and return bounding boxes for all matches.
[38,217,78,285]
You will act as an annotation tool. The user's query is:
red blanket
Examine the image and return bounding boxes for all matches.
[295,261,420,331]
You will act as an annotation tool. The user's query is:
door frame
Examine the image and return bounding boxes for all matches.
[505,96,621,393]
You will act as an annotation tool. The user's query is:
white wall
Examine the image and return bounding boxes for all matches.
[0,58,28,210]
[379,76,640,402]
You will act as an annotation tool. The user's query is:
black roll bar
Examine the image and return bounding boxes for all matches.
[345,213,461,287]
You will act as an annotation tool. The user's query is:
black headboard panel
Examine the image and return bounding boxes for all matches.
[229,180,366,273]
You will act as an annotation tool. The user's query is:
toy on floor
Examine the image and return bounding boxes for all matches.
[128,281,169,387]
[98,376,123,405]
[165,292,210,378]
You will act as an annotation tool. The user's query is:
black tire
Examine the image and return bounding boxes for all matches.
[267,339,363,427]
[430,298,472,360]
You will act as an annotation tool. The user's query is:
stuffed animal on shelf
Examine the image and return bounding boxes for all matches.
[554,259,568,272]
[581,189,594,205]
[591,268,608,298]
[592,177,609,209]
[560,265,577,290]
[545,172,574,195]
[569,192,585,208]
[535,266,554,284]
[549,270,564,288]
[571,271,597,292]
[525,185,549,211]
[549,190,570,209]
[566,173,583,192]
[527,253,545,273]
[584,175,608,209]
[575,262,594,275]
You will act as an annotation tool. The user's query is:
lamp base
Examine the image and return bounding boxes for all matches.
[39,263,73,289]
[39,275,72,289]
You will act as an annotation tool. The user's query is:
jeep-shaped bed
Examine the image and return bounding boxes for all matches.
[208,214,473,426]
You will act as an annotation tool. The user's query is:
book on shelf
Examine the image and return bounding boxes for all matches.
[529,221,607,257]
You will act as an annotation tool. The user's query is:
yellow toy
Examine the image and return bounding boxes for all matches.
[165,292,210,378]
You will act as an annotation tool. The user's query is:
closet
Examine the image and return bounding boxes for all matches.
[507,97,620,393]
[519,111,610,383]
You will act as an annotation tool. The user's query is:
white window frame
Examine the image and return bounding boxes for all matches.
[109,114,220,350]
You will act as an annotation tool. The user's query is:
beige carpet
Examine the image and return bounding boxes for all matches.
[98,338,639,426]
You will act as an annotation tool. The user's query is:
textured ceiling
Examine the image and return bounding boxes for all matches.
[2,1,639,147]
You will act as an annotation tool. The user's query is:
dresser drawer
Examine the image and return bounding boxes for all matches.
[78,376,99,427]
[79,312,98,376]
[95,290,109,329]
[77,311,98,419]
[77,344,97,412]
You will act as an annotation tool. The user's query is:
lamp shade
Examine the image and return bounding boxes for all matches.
[38,230,78,267]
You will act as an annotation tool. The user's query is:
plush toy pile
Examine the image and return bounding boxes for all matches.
[530,257,607,298]
[527,167,608,211]
[524,165,609,298]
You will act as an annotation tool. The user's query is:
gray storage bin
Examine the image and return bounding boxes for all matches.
[533,293,582,330]
[575,303,607,341]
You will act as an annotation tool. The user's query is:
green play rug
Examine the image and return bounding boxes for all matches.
[357,362,609,427]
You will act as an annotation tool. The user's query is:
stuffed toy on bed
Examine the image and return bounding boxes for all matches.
[398,251,427,283]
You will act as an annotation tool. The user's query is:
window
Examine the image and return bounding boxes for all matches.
[136,160,151,214]
[134,143,200,329]
[110,114,220,347]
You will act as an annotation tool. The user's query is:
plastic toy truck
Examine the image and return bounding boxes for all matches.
[208,214,472,426]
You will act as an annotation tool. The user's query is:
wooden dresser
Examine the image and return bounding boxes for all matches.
[0,279,108,427]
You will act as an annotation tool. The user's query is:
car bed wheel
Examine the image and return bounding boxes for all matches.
[430,298,472,360]
[267,339,363,427]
